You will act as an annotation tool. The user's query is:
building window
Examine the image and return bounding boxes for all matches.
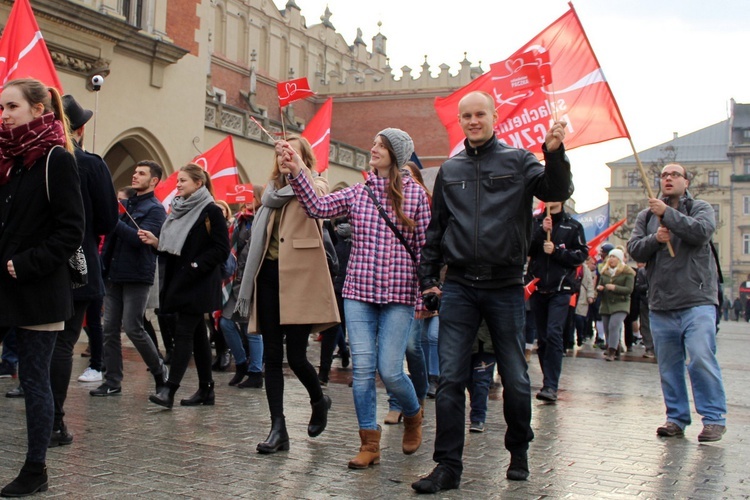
[744,234,750,255]
[708,170,719,186]
[745,196,750,215]
[744,158,750,175]
[121,0,145,28]
[652,173,660,189]
[627,204,640,224]
[627,172,639,187]
[212,88,226,104]
[711,204,720,225]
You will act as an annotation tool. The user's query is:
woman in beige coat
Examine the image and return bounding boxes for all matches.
[235,135,339,454]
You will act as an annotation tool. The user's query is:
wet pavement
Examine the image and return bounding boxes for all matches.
[0,319,748,498]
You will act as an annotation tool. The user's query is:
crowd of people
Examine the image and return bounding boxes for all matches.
[0,81,729,497]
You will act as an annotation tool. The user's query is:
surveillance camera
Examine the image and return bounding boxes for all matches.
[91,75,104,91]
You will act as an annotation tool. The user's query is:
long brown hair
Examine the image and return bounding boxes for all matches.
[379,134,415,228]
[271,135,316,188]
[180,162,214,197]
[4,78,74,154]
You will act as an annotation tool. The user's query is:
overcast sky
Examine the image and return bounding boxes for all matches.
[286,0,750,211]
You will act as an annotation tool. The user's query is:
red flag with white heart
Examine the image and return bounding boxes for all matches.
[277,77,315,107]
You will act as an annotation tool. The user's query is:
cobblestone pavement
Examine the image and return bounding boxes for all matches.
[0,320,748,499]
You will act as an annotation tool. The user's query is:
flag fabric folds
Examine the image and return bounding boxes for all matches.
[0,0,62,90]
[586,218,626,258]
[277,77,315,107]
[155,136,239,209]
[301,97,332,173]
[434,3,628,157]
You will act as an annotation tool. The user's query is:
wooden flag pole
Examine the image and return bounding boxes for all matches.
[279,106,287,140]
[546,205,552,242]
[629,137,675,257]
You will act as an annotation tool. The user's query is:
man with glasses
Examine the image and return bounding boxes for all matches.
[628,163,727,442]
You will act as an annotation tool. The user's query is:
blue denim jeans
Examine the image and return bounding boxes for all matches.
[1,327,18,365]
[421,316,440,377]
[468,351,495,423]
[344,299,420,429]
[219,318,264,372]
[530,292,571,391]
[650,305,727,427]
[388,317,429,411]
[433,282,533,477]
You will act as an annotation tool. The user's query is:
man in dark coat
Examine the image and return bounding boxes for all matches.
[47,96,119,446]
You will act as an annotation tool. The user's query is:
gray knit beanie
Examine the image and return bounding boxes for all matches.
[377,128,414,168]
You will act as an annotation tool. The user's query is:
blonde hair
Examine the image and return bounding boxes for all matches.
[271,135,316,188]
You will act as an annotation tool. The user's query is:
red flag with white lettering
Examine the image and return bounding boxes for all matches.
[277,77,315,107]
[435,4,628,157]
[302,97,332,173]
[490,53,543,95]
[0,0,62,90]
[155,136,238,209]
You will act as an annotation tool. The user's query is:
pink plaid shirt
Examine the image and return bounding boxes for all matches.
[289,171,430,306]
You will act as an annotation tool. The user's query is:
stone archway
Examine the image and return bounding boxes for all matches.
[101,129,171,190]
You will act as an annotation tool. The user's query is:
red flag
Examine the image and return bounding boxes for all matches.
[587,218,626,258]
[490,52,543,94]
[277,77,315,107]
[302,98,332,173]
[524,278,540,301]
[435,4,628,157]
[225,183,254,204]
[118,200,127,214]
[155,136,238,208]
[532,200,546,217]
[0,0,62,90]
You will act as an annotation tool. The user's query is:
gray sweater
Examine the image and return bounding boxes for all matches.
[627,194,718,312]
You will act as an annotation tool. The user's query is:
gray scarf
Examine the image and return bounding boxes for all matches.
[235,181,296,318]
[158,186,214,256]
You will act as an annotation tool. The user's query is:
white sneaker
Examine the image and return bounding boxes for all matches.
[78,367,103,383]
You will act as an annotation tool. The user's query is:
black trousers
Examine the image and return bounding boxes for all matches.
[51,300,89,427]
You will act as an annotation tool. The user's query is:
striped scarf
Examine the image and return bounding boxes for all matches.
[0,113,66,185]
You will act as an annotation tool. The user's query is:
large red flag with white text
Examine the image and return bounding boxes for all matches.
[155,136,238,209]
[302,97,332,173]
[0,0,62,90]
[435,3,628,157]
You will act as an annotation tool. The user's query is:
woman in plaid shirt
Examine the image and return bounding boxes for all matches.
[279,128,431,470]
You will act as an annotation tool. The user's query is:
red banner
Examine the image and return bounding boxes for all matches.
[0,0,62,90]
[225,183,254,204]
[277,77,315,107]
[155,136,238,208]
[587,218,626,258]
[490,52,543,94]
[435,4,628,157]
[302,97,332,173]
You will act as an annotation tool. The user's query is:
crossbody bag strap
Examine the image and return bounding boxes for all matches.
[363,184,417,264]
[44,145,64,202]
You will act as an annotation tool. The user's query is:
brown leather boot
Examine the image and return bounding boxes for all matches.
[402,410,423,455]
[348,427,381,469]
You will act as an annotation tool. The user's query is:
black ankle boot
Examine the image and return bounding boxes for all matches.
[1,460,48,497]
[237,371,263,389]
[308,395,332,437]
[228,361,248,386]
[257,417,289,454]
[149,382,179,409]
[152,366,169,392]
[180,381,215,406]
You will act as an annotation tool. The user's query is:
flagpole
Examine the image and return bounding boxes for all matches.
[280,106,287,140]
[546,205,552,242]
[568,1,674,257]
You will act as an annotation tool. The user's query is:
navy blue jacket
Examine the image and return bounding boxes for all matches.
[101,191,166,284]
[528,210,588,293]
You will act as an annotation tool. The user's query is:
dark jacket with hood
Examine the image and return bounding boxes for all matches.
[528,209,588,293]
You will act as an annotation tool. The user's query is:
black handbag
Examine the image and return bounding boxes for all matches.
[45,146,88,289]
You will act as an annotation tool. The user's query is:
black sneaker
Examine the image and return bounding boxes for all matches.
[507,451,530,481]
[49,422,74,447]
[469,421,485,433]
[5,385,23,398]
[536,387,558,402]
[90,383,121,397]
[0,360,17,379]
[411,465,460,494]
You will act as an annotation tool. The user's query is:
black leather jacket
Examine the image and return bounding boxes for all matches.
[528,210,588,293]
[419,136,573,290]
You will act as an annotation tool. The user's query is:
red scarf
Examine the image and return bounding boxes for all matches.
[0,113,66,185]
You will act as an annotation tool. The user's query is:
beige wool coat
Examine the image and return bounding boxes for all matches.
[247,173,340,334]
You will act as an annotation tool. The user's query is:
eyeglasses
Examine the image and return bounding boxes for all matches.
[660,171,685,179]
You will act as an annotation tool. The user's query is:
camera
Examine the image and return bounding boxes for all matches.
[91,75,104,91]
[423,292,441,312]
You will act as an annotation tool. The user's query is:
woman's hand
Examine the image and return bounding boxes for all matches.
[596,285,604,292]
[275,141,303,177]
[605,283,616,291]
[6,260,16,279]
[138,229,159,248]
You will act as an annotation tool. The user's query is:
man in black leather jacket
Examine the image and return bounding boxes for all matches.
[413,91,573,494]
[528,201,587,402]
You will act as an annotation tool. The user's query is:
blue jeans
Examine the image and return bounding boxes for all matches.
[219,318,263,372]
[530,292,571,391]
[421,316,440,377]
[433,282,533,477]
[344,299,420,429]
[1,327,18,365]
[650,305,727,427]
[468,351,495,423]
[388,317,429,411]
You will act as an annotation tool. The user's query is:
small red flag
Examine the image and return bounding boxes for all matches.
[587,218,626,258]
[118,200,127,214]
[0,0,63,90]
[524,278,540,301]
[225,183,254,204]
[277,77,315,107]
[155,136,238,209]
[302,98,333,173]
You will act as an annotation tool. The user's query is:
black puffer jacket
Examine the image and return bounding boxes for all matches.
[419,136,573,289]
[528,210,588,293]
